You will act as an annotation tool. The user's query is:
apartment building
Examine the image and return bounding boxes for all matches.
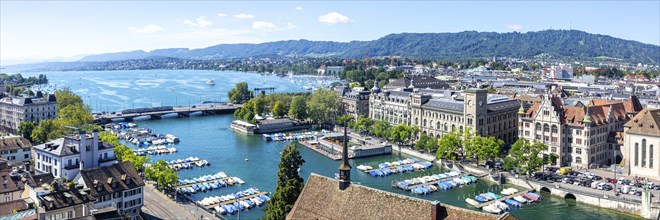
[0,94,57,133]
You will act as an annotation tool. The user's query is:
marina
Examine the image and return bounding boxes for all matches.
[160,157,210,170]
[196,188,270,211]
[469,190,536,210]
[132,145,177,156]
[176,172,245,195]
[393,170,477,191]
[357,158,434,176]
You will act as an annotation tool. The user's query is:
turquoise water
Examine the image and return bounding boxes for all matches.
[19,70,638,220]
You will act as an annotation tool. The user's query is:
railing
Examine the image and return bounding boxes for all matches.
[99,157,117,163]
[534,180,644,204]
[64,163,79,170]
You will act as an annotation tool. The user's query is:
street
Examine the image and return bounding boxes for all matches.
[142,182,220,220]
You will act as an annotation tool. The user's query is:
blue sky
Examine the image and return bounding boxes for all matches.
[1,1,658,65]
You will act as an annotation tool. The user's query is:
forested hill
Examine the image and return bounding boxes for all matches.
[80,30,659,64]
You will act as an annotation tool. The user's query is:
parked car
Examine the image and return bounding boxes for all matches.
[597,182,607,190]
[591,181,600,189]
[608,178,617,183]
[622,185,632,194]
[602,184,613,191]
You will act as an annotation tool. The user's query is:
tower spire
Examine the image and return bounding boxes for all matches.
[338,104,351,190]
[583,106,592,125]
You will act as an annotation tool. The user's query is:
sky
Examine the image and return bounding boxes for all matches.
[1,1,659,65]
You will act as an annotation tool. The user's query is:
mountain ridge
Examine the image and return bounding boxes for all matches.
[57,29,660,65]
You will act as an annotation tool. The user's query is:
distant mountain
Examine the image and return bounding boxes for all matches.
[72,30,660,65]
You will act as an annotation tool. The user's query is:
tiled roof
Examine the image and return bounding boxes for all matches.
[39,188,95,211]
[623,96,643,113]
[0,136,32,151]
[0,170,20,194]
[80,161,144,197]
[0,200,29,216]
[525,97,633,126]
[625,108,660,136]
[287,173,510,220]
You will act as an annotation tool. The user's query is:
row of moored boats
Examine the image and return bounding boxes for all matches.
[196,188,271,215]
[163,157,210,170]
[176,172,245,195]
[133,145,177,156]
[465,189,542,214]
[357,158,433,177]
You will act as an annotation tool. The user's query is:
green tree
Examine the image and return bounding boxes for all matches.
[272,101,286,118]
[288,96,307,120]
[264,143,305,220]
[254,93,267,117]
[436,132,461,160]
[370,120,391,139]
[228,82,251,103]
[353,116,375,133]
[336,114,353,127]
[31,119,58,143]
[471,136,503,165]
[17,121,36,142]
[55,88,84,111]
[145,160,178,190]
[306,89,340,125]
[415,135,437,153]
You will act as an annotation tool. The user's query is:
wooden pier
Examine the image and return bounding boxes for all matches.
[94,104,242,123]
[176,176,241,189]
[203,191,269,209]
[471,190,533,209]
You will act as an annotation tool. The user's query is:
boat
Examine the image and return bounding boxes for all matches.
[494,201,509,211]
[523,193,539,202]
[465,198,480,207]
[513,196,528,203]
[474,195,488,203]
[207,80,215,85]
[504,198,521,207]
[482,204,502,214]
[527,192,542,200]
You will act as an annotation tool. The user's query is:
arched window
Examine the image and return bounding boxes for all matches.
[635,143,639,166]
[444,123,448,131]
[651,145,654,168]
[436,121,440,130]
[576,157,582,164]
[591,157,595,164]
[642,139,647,167]
[551,125,558,134]
[452,125,456,132]
[543,124,550,132]
[536,123,542,131]
[423,119,427,127]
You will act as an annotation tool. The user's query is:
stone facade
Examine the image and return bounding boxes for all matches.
[0,94,57,134]
[623,108,660,179]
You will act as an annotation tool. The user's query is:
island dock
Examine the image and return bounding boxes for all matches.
[176,176,241,189]
[472,190,533,209]
[94,104,242,123]
[203,192,269,209]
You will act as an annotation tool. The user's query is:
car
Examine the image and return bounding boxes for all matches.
[609,178,617,183]
[597,182,606,190]
[602,184,613,191]
[653,185,660,190]
[593,176,603,180]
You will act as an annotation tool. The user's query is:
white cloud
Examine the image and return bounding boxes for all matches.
[287,22,296,29]
[318,12,352,25]
[183,16,213,28]
[217,13,228,17]
[295,6,303,11]
[128,24,164,33]
[506,24,523,31]
[252,21,277,31]
[234,13,255,19]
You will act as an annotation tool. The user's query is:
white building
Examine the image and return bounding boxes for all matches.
[548,64,574,80]
[624,108,660,180]
[0,94,57,134]
[78,161,144,219]
[32,131,116,180]
[0,136,32,168]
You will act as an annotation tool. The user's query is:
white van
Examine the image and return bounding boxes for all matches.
[621,185,632,194]
[591,181,600,189]
[597,182,606,190]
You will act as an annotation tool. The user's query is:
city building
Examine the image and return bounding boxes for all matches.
[547,64,574,80]
[0,94,57,134]
[518,93,643,167]
[0,136,32,168]
[34,186,97,220]
[316,65,345,75]
[32,131,116,180]
[623,108,660,179]
[384,75,450,90]
[77,161,145,219]
[338,87,371,118]
[369,88,519,146]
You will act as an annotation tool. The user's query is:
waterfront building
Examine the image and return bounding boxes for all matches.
[623,108,660,180]
[34,186,97,220]
[0,94,57,134]
[518,93,643,167]
[316,65,344,75]
[32,131,116,180]
[369,88,519,146]
[318,133,392,158]
[77,161,144,219]
[338,87,371,118]
[230,120,256,134]
[0,136,32,168]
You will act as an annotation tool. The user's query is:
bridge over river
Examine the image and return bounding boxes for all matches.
[93,104,242,123]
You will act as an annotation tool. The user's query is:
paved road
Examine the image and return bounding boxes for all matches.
[142,183,220,220]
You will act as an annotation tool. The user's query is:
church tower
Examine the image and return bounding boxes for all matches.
[338,115,352,190]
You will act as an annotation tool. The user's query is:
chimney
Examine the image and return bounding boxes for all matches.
[431,201,444,220]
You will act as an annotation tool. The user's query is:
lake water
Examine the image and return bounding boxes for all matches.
[19,70,639,220]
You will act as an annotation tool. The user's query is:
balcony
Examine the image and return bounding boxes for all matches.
[99,156,117,163]
[64,163,80,170]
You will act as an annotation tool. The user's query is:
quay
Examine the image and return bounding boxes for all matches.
[94,104,242,123]
[472,190,533,209]
[203,191,268,209]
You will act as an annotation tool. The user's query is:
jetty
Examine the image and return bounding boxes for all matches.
[176,176,242,189]
[94,104,242,123]
[204,191,268,209]
[471,190,533,209]
[393,171,468,190]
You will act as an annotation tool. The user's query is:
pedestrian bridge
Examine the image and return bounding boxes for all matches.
[93,104,242,123]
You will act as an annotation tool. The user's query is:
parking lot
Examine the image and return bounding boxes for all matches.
[532,167,660,203]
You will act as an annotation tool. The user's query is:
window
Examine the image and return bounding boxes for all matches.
[576,130,582,135]
[551,147,557,152]
[635,143,639,166]
[552,125,558,133]
[525,122,530,128]
[576,139,582,145]
[576,157,582,164]
[543,124,549,132]
[24,154,29,159]
[642,139,647,167]
[525,131,530,136]
[536,123,541,131]
[651,145,654,168]
[551,137,558,143]
[576,148,582,154]
[568,137,573,143]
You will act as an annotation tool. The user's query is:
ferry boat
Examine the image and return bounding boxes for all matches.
[206,80,215,86]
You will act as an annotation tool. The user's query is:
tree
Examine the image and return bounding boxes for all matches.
[306,89,340,125]
[288,96,307,120]
[336,114,353,127]
[264,143,305,220]
[145,160,178,190]
[353,116,375,133]
[415,135,437,153]
[17,121,36,142]
[228,82,251,103]
[31,119,58,143]
[436,132,461,160]
[272,101,286,118]
[471,136,503,165]
[55,88,84,111]
[370,120,391,139]
[254,93,267,117]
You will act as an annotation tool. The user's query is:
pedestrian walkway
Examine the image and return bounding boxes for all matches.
[142,182,220,220]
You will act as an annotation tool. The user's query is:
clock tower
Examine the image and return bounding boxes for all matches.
[464,88,488,135]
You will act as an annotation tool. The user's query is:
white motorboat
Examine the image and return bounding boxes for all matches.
[207,80,215,86]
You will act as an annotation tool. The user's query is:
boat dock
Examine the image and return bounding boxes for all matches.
[394,174,467,190]
[176,176,240,189]
[362,161,432,173]
[203,192,269,209]
[471,190,533,209]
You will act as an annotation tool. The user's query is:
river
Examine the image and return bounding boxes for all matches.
[18,70,639,220]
